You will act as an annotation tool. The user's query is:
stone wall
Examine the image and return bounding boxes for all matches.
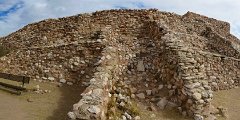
[182,11,230,37]
[0,9,239,120]
[198,51,240,90]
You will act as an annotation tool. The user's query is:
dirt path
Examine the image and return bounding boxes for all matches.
[0,93,28,120]
[0,80,85,120]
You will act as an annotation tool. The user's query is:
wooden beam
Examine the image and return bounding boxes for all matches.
[0,81,26,91]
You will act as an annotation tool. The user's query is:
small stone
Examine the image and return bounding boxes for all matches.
[67,112,76,120]
[149,104,157,111]
[27,98,33,102]
[122,115,127,120]
[119,102,125,107]
[124,112,132,119]
[57,83,63,87]
[182,111,187,116]
[166,101,177,108]
[44,90,49,93]
[48,77,55,81]
[67,82,73,85]
[80,71,85,74]
[205,114,217,120]
[136,93,145,99]
[218,106,228,118]
[150,114,156,118]
[88,105,101,114]
[193,92,202,100]
[134,116,141,120]
[60,79,66,83]
[209,105,219,114]
[146,90,152,96]
[137,60,145,72]
[157,97,168,110]
[158,84,164,90]
[131,94,135,98]
[34,85,40,91]
[130,87,137,94]
[73,62,79,66]
[194,114,204,120]
[106,55,112,59]
[167,84,172,89]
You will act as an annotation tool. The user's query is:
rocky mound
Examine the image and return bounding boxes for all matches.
[0,9,239,120]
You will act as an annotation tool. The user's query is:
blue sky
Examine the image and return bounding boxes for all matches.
[0,0,240,38]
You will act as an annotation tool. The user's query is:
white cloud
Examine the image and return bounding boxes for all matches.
[0,0,240,38]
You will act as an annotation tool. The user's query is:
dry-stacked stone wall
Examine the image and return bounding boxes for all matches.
[197,51,240,90]
[160,32,212,118]
[69,26,137,119]
[0,9,239,120]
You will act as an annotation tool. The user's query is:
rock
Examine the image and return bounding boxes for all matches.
[106,55,112,59]
[166,101,177,108]
[42,77,47,80]
[182,111,187,116]
[167,84,172,89]
[73,62,79,66]
[57,83,63,87]
[136,93,145,99]
[130,87,137,93]
[92,88,103,98]
[88,105,101,114]
[60,79,66,83]
[124,112,132,119]
[193,92,202,100]
[205,114,217,120]
[134,116,141,120]
[146,90,152,96]
[209,105,219,114]
[34,85,40,91]
[67,112,76,119]
[118,93,125,100]
[217,106,228,118]
[67,82,73,85]
[48,77,55,81]
[149,104,157,111]
[44,90,50,93]
[122,115,127,120]
[194,114,204,120]
[158,84,164,90]
[119,102,125,107]
[137,60,145,72]
[150,114,156,118]
[131,94,135,98]
[27,98,34,102]
[157,97,168,109]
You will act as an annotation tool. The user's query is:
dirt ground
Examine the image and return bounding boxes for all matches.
[138,102,190,120]
[1,78,239,120]
[212,87,240,120]
[0,79,84,120]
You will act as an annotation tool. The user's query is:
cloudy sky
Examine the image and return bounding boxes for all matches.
[0,0,240,38]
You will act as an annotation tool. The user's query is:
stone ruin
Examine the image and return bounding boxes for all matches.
[0,9,239,120]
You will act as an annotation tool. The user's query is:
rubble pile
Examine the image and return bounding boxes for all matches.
[0,9,239,119]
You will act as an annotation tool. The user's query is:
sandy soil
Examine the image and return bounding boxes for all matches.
[0,80,84,120]
[212,87,240,120]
